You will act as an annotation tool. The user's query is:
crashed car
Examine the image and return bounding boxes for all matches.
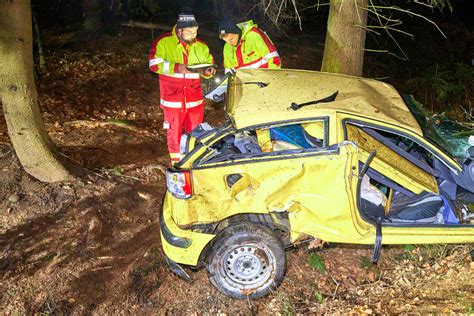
[160,69,474,299]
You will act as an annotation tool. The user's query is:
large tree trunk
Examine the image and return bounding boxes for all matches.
[0,0,73,182]
[321,0,368,77]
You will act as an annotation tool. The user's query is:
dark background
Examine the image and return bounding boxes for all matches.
[30,0,473,116]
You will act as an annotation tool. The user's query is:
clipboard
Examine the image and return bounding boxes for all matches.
[204,72,232,102]
[186,63,215,70]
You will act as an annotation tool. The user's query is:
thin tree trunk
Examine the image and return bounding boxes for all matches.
[32,9,47,74]
[321,0,368,77]
[0,0,73,182]
[83,0,102,32]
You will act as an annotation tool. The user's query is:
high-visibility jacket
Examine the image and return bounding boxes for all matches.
[148,26,214,110]
[223,20,281,72]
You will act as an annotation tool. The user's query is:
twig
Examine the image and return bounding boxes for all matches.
[63,120,146,133]
[90,266,113,272]
[368,0,409,60]
[116,174,143,182]
[369,4,447,38]
[291,0,302,30]
[458,104,473,122]
[58,151,107,180]
[329,275,340,297]
[0,149,12,159]
[1,244,11,260]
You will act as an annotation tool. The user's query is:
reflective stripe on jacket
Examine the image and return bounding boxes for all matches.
[148,26,214,109]
[223,20,281,72]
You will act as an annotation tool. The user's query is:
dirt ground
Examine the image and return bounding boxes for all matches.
[0,28,473,314]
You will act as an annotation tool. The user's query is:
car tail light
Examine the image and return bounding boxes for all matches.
[166,169,193,199]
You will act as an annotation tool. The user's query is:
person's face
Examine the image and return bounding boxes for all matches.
[180,27,198,44]
[221,33,239,46]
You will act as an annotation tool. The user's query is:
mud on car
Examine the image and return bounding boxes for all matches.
[160,69,474,299]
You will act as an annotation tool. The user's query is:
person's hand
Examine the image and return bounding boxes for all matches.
[203,67,216,77]
[176,64,191,74]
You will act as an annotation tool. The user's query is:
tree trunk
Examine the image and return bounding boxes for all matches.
[0,0,73,182]
[321,0,368,77]
[32,9,47,74]
[83,0,102,32]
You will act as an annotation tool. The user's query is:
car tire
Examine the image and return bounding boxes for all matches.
[206,222,287,299]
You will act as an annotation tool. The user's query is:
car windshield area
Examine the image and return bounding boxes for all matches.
[200,120,328,163]
[402,94,472,159]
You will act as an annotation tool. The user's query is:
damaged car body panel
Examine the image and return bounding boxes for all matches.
[176,143,370,242]
[160,69,474,299]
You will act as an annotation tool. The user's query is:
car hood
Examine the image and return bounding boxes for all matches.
[226,69,422,133]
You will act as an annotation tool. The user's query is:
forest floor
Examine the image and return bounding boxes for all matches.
[0,27,473,314]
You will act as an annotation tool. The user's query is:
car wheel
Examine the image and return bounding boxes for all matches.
[206,222,286,299]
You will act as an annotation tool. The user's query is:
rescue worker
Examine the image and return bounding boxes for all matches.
[218,17,281,72]
[148,13,215,164]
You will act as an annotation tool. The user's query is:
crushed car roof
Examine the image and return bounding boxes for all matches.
[226,69,422,133]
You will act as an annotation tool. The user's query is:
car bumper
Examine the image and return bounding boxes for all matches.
[159,197,215,267]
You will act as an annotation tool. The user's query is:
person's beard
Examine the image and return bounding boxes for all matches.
[182,37,196,44]
[178,30,197,44]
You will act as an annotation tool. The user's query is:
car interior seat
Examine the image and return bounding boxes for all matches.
[387,191,444,223]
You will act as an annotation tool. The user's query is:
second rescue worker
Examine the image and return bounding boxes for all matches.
[148,13,215,164]
[218,17,281,72]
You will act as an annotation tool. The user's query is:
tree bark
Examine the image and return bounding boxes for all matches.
[321,0,368,77]
[0,0,73,182]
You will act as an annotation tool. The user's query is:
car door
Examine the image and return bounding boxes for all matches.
[341,117,474,244]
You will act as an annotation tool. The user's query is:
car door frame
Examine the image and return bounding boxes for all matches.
[338,113,474,244]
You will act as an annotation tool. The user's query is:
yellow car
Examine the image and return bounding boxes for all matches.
[160,69,474,299]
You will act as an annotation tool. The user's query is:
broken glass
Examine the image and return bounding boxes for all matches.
[402,94,473,159]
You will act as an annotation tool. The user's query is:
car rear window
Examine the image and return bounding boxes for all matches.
[200,120,328,163]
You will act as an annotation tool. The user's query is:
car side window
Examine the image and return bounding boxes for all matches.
[203,120,327,163]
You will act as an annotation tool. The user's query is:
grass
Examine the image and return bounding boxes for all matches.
[308,253,326,273]
[314,291,324,304]
[278,293,295,316]
[359,256,373,269]
[401,244,415,252]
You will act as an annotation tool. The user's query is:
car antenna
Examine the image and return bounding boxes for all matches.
[289,91,339,111]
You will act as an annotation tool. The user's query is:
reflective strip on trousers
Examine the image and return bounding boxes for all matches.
[170,152,182,162]
[160,99,203,108]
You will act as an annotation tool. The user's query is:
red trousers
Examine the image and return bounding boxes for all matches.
[162,105,204,162]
